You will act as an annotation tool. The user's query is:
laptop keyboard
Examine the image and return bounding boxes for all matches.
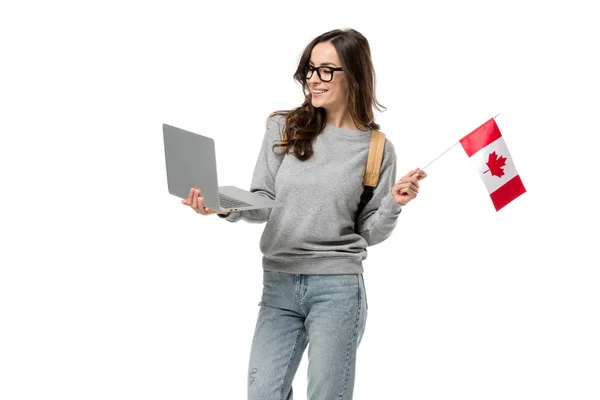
[219,193,253,209]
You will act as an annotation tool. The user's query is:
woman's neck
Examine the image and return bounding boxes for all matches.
[325,108,366,131]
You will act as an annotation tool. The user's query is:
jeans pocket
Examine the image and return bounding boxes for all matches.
[360,274,368,310]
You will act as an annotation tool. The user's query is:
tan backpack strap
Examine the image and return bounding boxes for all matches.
[362,129,386,187]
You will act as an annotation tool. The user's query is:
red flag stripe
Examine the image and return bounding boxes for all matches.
[490,175,527,211]
[460,118,502,157]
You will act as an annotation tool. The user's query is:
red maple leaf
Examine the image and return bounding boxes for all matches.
[483,151,507,177]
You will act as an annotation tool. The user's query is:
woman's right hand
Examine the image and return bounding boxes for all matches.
[182,188,229,216]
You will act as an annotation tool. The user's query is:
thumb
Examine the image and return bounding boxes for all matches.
[402,168,419,179]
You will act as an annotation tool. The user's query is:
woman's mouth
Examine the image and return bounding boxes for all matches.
[312,89,328,97]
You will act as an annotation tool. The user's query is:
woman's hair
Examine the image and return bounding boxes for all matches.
[271,28,385,161]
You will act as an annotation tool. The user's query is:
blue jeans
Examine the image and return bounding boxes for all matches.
[247,271,368,400]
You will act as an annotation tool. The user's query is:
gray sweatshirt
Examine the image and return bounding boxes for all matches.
[219,114,403,274]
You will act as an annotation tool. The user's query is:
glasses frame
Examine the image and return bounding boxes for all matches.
[304,65,343,82]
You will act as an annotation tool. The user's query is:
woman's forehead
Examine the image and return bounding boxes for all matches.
[309,42,340,66]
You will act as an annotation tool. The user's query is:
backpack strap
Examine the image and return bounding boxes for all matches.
[354,129,386,233]
[363,129,386,187]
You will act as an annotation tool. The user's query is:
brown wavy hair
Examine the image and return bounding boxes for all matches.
[271,28,385,161]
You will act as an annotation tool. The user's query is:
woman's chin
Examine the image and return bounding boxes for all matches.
[311,99,325,109]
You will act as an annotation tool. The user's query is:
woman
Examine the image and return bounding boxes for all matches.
[183,28,426,400]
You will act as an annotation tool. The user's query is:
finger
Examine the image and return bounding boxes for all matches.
[185,188,194,205]
[396,180,419,192]
[196,190,211,215]
[401,186,417,195]
[401,169,419,180]
[394,182,405,193]
[415,168,428,180]
[195,189,204,208]
[407,176,420,187]
[397,175,421,188]
[400,188,417,200]
[190,190,198,211]
[192,190,204,214]
[396,178,414,187]
[395,182,411,193]
[399,188,412,200]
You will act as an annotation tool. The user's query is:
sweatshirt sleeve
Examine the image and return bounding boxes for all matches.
[218,115,285,223]
[356,139,404,246]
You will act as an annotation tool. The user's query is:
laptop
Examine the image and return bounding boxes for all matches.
[162,123,276,212]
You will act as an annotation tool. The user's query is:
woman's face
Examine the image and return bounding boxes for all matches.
[306,41,348,114]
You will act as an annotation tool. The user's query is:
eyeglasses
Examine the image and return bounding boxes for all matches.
[304,65,343,82]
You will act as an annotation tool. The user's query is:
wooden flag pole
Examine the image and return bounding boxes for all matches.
[420,113,500,171]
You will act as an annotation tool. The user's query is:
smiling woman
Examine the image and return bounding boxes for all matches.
[183,28,427,400]
[272,29,386,161]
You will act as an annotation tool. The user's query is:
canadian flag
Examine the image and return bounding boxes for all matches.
[459,118,526,211]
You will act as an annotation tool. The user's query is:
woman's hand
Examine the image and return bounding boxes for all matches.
[182,188,229,216]
[392,168,427,205]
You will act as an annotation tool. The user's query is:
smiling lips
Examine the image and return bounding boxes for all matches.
[312,89,328,96]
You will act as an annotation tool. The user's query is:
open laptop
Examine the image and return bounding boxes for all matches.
[162,123,276,212]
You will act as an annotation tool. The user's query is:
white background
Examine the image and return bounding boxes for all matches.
[1,1,599,399]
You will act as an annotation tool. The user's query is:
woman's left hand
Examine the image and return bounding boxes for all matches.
[392,168,427,205]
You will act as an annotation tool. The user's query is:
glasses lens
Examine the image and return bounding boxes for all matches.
[305,66,314,79]
[319,67,333,82]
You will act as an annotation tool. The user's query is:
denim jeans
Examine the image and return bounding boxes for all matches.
[247,271,368,400]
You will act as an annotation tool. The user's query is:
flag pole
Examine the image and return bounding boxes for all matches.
[421,142,460,170]
[420,113,500,171]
